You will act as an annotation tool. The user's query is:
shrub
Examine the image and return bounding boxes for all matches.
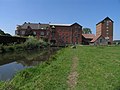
[24,36,48,49]
[4,46,15,52]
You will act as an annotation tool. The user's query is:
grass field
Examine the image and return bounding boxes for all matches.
[0,46,120,90]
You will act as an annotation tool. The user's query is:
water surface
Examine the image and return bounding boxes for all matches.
[0,47,58,81]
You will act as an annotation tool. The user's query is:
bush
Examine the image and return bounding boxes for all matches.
[0,44,5,53]
[0,36,49,53]
[4,46,15,52]
[23,36,48,50]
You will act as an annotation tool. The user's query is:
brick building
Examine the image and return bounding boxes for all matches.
[15,22,50,40]
[90,17,114,45]
[15,17,113,46]
[15,22,82,46]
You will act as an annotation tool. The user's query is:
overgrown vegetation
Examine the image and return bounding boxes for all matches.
[0,36,49,53]
[0,48,73,90]
[0,46,120,90]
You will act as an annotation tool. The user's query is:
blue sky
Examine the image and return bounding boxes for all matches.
[0,0,120,40]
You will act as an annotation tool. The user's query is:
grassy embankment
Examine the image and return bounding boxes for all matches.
[0,36,49,53]
[0,46,120,90]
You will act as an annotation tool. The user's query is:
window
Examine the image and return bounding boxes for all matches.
[41,28,44,29]
[33,31,36,35]
[106,33,109,36]
[107,20,109,23]
[41,31,44,36]
[78,26,81,28]
[106,30,109,32]
[78,34,80,37]
[106,21,109,26]
[15,30,18,35]
[100,39,102,43]
[75,26,77,28]
[106,26,109,29]
[106,23,109,26]
[47,32,49,35]
[21,31,25,35]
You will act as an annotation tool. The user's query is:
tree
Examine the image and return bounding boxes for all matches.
[82,28,92,34]
[0,29,5,35]
[5,33,11,36]
[0,29,11,36]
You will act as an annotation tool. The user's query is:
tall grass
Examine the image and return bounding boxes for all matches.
[0,46,120,90]
[0,36,49,53]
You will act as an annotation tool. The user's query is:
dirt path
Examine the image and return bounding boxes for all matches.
[67,56,79,90]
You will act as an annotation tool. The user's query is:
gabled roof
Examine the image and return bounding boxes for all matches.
[90,35,102,42]
[17,22,49,29]
[96,17,114,25]
[82,34,95,39]
[71,23,82,27]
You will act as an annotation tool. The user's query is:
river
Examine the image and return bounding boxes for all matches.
[0,47,59,81]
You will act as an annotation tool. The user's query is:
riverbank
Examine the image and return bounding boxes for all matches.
[0,46,120,89]
[0,36,49,53]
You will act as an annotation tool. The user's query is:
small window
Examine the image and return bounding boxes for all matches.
[107,21,109,23]
[106,23,109,26]
[33,31,36,35]
[15,31,18,35]
[106,26,109,29]
[100,39,102,43]
[106,30,109,32]
[41,32,45,36]
[78,26,81,28]
[47,32,49,35]
[21,31,25,35]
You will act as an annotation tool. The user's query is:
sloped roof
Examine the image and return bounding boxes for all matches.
[82,34,95,39]
[96,17,114,25]
[17,22,49,29]
[49,24,71,26]
[90,35,102,42]
[50,23,82,27]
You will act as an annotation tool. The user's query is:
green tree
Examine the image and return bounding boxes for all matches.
[82,28,92,34]
[0,29,5,35]
[5,33,11,36]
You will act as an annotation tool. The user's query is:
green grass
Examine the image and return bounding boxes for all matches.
[0,46,120,90]
[75,46,120,90]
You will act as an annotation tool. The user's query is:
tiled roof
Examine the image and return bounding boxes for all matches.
[90,35,102,42]
[50,23,82,27]
[82,34,95,39]
[17,22,49,29]
[17,22,82,29]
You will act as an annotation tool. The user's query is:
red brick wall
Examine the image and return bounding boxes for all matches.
[96,19,113,44]
[16,23,82,46]
[49,23,82,46]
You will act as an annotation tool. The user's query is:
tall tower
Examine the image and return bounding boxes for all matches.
[96,17,113,44]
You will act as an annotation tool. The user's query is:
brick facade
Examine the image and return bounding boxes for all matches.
[96,17,113,44]
[15,22,82,46]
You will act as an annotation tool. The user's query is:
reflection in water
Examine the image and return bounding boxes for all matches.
[0,47,59,81]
